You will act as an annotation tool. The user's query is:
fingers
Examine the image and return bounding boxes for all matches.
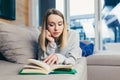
[43,54,54,63]
[45,30,55,43]
[46,30,51,37]
[49,55,58,65]
[43,54,58,65]
[56,58,59,64]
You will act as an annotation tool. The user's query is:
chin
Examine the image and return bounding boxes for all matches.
[53,35,60,38]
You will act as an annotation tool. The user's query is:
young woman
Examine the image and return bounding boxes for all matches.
[38,8,82,65]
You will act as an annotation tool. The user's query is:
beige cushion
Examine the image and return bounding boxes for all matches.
[0,24,40,64]
[105,43,120,50]
[0,58,87,80]
[87,50,120,66]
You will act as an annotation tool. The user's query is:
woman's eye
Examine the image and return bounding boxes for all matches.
[49,24,54,26]
[58,23,63,26]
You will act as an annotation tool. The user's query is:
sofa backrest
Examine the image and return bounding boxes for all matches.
[0,22,40,64]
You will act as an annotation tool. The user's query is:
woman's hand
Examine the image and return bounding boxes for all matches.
[43,54,58,65]
[45,30,55,44]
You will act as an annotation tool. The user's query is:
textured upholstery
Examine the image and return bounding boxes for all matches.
[0,24,40,63]
[87,51,120,80]
[0,58,87,80]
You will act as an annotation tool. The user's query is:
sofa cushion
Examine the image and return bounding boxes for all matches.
[87,50,120,66]
[0,24,40,64]
[0,58,87,80]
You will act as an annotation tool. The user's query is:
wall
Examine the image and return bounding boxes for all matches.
[0,0,29,26]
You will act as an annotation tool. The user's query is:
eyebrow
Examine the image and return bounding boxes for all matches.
[58,21,63,23]
[48,21,63,24]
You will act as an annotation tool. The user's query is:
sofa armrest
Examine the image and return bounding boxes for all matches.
[0,57,87,80]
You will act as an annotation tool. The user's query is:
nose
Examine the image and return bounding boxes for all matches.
[55,25,59,31]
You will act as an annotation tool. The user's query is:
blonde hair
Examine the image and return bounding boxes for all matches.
[39,8,67,51]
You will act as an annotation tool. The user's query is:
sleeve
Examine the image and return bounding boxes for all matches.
[46,42,57,55]
[38,42,57,61]
[57,31,82,65]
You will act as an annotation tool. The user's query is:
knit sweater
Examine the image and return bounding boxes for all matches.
[38,30,82,65]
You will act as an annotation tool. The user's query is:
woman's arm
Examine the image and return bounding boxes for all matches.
[38,30,82,65]
[57,30,82,65]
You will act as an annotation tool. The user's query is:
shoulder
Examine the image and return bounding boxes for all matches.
[67,29,79,42]
[67,29,79,37]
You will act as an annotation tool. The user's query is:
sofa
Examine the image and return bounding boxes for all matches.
[0,57,87,80]
[87,50,120,80]
[0,22,87,80]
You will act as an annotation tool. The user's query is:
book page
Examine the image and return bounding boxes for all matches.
[24,65,46,71]
[50,64,73,71]
[21,69,49,74]
[28,59,51,72]
[20,59,76,75]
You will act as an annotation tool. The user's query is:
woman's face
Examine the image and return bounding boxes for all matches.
[47,14,64,39]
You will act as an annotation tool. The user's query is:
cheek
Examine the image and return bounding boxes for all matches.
[48,28,54,33]
[60,27,64,32]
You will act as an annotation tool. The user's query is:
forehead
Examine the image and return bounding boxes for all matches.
[47,14,63,22]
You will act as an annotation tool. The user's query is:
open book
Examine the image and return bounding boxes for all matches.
[19,59,77,75]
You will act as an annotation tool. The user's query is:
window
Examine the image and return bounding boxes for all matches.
[69,0,95,42]
[56,0,120,51]
[56,0,64,15]
[101,0,120,50]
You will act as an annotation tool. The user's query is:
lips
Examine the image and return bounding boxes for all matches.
[54,32,60,35]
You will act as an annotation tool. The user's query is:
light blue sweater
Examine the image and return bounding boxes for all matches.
[38,30,82,65]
